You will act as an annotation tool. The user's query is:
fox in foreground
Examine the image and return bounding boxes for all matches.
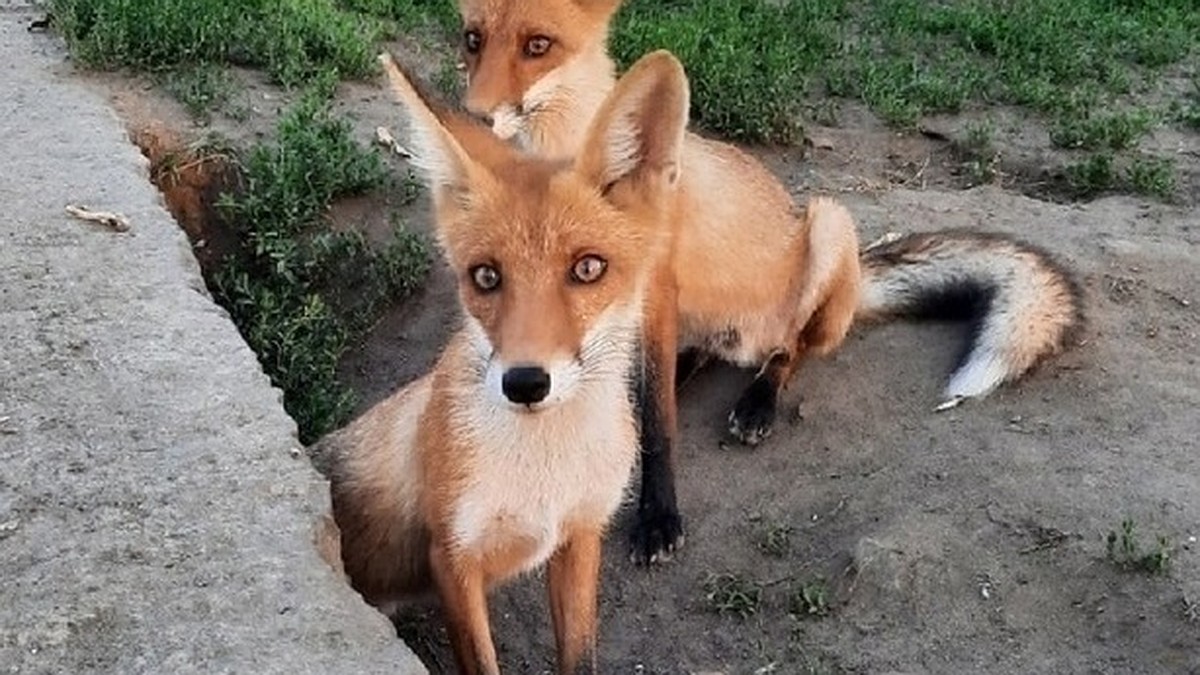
[453,0,1084,563]
[315,49,692,674]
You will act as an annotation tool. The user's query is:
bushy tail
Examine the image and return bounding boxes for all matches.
[856,230,1083,405]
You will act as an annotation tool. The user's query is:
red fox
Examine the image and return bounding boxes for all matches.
[452,0,1084,564]
[315,50,690,674]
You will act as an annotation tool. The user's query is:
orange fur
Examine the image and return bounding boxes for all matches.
[455,0,1081,426]
[316,50,691,673]
[456,0,862,448]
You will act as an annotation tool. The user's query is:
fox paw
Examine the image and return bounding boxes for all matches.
[629,508,685,566]
[728,382,778,446]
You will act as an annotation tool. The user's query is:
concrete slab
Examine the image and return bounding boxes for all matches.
[0,8,426,674]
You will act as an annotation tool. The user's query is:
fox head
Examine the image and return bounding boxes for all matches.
[454,0,624,151]
[379,49,687,411]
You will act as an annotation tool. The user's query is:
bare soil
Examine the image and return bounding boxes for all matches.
[79,51,1200,675]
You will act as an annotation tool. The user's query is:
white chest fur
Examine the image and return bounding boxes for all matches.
[449,372,639,573]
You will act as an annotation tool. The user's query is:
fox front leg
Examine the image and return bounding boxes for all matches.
[429,545,500,675]
[629,294,685,565]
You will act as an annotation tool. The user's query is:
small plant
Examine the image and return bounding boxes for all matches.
[788,579,830,619]
[755,522,793,558]
[1106,518,1171,575]
[963,120,995,156]
[1065,152,1115,197]
[959,119,1000,184]
[1050,110,1155,151]
[1179,79,1200,130]
[703,572,763,618]
[1126,157,1176,200]
[163,63,239,122]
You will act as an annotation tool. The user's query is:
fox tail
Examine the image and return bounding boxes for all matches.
[856,230,1084,406]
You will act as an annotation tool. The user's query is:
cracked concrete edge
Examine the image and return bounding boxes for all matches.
[0,11,426,674]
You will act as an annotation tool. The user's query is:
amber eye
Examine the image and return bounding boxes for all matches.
[464,29,483,54]
[571,255,607,284]
[524,35,552,58]
[471,264,501,292]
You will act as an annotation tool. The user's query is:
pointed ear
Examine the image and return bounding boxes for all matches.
[575,50,689,204]
[377,52,486,208]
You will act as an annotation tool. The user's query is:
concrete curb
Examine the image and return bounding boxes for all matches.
[0,11,426,674]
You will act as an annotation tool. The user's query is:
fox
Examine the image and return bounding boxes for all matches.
[313,49,691,674]
[451,0,1085,565]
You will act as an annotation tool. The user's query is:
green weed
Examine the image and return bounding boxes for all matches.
[214,92,429,442]
[1050,111,1155,151]
[1126,157,1176,200]
[162,63,239,122]
[959,119,999,184]
[1178,77,1200,130]
[1065,153,1116,198]
[755,522,794,559]
[703,572,763,619]
[1106,518,1172,575]
[788,579,830,619]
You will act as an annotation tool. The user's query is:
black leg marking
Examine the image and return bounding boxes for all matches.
[728,351,790,446]
[629,347,684,565]
[674,348,710,392]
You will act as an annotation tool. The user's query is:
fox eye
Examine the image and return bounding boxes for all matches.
[524,35,553,58]
[571,255,607,284]
[471,264,501,292]
[464,29,483,55]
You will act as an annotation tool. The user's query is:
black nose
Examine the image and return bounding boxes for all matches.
[502,366,551,405]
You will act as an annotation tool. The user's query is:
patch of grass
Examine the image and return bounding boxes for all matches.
[703,572,763,618]
[162,63,239,122]
[1126,157,1176,200]
[788,579,830,619]
[1176,76,1200,130]
[754,521,794,559]
[612,0,848,143]
[340,0,457,33]
[610,0,1197,144]
[958,119,1000,185]
[59,0,1199,153]
[834,0,1198,133]
[1064,152,1116,198]
[214,91,429,442]
[51,0,380,87]
[1050,110,1155,151]
[1106,518,1172,575]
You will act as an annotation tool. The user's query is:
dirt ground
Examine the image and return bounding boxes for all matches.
[79,47,1200,674]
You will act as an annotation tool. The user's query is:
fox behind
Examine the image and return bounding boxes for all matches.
[452,0,1084,564]
[317,49,691,674]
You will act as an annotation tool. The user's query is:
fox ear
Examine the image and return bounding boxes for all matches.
[378,52,485,207]
[575,50,689,206]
